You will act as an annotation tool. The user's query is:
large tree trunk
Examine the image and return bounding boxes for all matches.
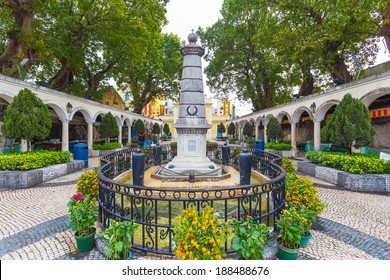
[328,56,353,83]
[87,63,115,96]
[49,58,74,91]
[298,68,314,96]
[0,0,38,78]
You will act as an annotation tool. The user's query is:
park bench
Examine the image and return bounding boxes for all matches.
[323,144,348,153]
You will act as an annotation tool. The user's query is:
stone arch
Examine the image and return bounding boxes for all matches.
[264,114,275,125]
[360,87,390,107]
[69,106,93,123]
[314,100,339,122]
[277,111,291,124]
[92,111,106,122]
[43,100,68,121]
[0,90,15,103]
[292,106,313,124]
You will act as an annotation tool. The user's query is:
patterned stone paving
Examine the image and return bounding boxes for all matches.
[0,157,389,260]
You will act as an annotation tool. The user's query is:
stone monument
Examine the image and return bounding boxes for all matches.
[161,31,219,176]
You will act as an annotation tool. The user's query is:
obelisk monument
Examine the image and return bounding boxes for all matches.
[164,31,218,175]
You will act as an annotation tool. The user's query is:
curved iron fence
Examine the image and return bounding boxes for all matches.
[98,144,286,256]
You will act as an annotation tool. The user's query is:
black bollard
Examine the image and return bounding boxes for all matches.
[132,148,145,186]
[152,144,162,165]
[222,143,230,165]
[239,149,252,185]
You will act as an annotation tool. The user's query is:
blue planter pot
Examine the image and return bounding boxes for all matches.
[300,231,312,248]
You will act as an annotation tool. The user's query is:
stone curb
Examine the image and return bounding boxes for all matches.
[0,160,84,190]
[297,161,390,193]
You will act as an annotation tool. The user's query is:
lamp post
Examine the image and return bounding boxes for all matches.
[310,102,316,114]
[66,102,73,114]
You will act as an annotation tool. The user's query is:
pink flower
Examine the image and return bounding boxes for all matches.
[232,215,237,219]
[245,213,251,218]
[73,193,84,201]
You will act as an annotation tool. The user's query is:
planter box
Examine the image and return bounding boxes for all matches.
[297,161,390,194]
[264,149,293,158]
[0,160,84,190]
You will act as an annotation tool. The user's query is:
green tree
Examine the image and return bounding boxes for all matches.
[217,122,226,135]
[119,33,183,114]
[321,93,375,153]
[99,112,119,143]
[242,122,253,138]
[1,88,51,151]
[163,123,170,135]
[134,119,145,135]
[266,117,282,142]
[227,122,235,138]
[152,122,161,135]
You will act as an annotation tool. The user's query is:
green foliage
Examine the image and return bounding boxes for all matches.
[173,206,227,260]
[163,123,170,135]
[321,94,375,151]
[0,151,71,171]
[1,88,51,147]
[206,141,218,148]
[305,151,390,174]
[76,169,99,201]
[121,33,183,113]
[227,122,236,137]
[99,112,119,140]
[266,117,282,141]
[244,137,255,144]
[134,119,145,134]
[67,194,98,237]
[170,141,177,147]
[229,215,271,260]
[242,122,253,138]
[276,207,307,249]
[98,219,139,260]
[217,122,226,134]
[92,142,121,150]
[265,142,292,151]
[152,123,161,135]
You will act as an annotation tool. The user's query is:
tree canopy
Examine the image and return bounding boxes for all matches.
[227,122,236,138]
[198,0,387,111]
[1,88,51,150]
[0,0,179,113]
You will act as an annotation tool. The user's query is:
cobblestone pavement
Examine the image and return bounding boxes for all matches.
[0,157,389,260]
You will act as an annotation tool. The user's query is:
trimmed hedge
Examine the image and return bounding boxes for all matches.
[0,150,71,171]
[265,142,292,151]
[305,151,390,174]
[92,142,121,150]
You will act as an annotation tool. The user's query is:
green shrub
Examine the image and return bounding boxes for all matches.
[282,158,296,174]
[92,142,121,150]
[265,142,292,151]
[305,151,389,174]
[244,137,255,144]
[0,150,71,171]
[206,141,218,148]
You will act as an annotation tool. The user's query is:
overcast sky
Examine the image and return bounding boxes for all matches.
[163,0,390,116]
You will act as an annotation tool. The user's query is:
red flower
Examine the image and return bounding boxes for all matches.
[73,193,84,201]
[245,213,251,218]
[232,215,237,219]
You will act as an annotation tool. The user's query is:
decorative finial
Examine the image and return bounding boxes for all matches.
[188,29,198,44]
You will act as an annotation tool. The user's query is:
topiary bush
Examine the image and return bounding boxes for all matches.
[0,150,71,171]
[92,142,121,150]
[265,142,292,151]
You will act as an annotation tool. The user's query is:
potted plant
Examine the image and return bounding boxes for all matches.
[98,219,139,260]
[67,193,98,252]
[275,207,307,260]
[173,206,227,260]
[296,204,317,247]
[229,214,271,260]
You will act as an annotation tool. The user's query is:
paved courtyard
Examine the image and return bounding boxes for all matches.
[0,157,389,260]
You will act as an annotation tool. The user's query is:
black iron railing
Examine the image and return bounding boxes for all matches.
[98,144,285,256]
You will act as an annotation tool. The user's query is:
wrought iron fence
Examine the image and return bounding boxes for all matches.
[98,144,286,256]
